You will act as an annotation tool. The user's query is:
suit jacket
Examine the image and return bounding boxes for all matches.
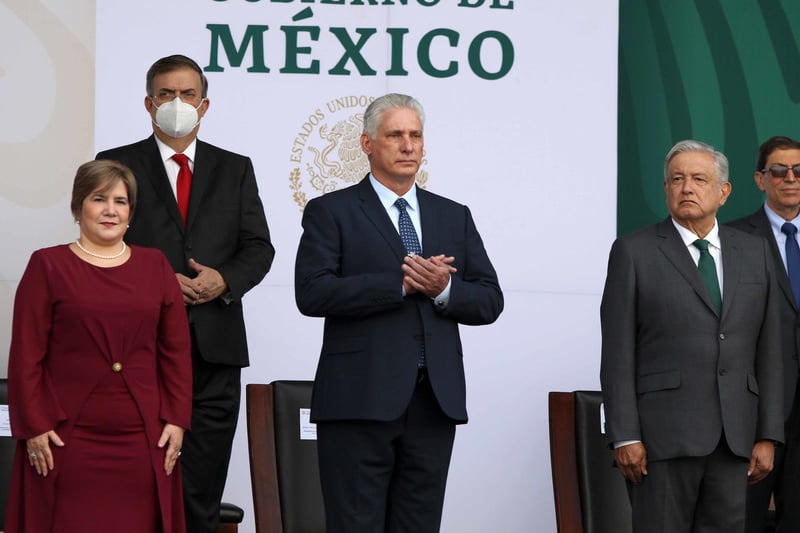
[600,218,784,461]
[728,206,800,419]
[294,177,503,423]
[97,136,274,367]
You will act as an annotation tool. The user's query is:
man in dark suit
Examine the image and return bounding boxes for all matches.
[96,54,274,533]
[294,93,503,532]
[600,139,784,532]
[727,135,800,533]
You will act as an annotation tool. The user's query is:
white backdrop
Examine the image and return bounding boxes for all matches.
[1,1,618,531]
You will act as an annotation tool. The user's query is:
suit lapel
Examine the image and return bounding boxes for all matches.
[356,177,408,261]
[747,208,795,308]
[719,226,743,321]
[417,188,440,256]
[657,218,720,316]
[142,136,185,233]
[186,140,213,233]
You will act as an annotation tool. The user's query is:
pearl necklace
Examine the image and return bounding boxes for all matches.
[74,239,127,260]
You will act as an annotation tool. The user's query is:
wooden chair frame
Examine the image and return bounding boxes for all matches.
[246,383,283,533]
[548,391,584,533]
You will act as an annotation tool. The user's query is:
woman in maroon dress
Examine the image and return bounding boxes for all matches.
[5,160,193,533]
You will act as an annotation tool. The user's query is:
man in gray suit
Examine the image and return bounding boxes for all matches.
[600,139,784,532]
[727,135,800,533]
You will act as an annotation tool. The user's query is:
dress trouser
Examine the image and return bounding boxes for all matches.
[628,436,749,533]
[181,330,241,533]
[317,369,457,533]
[746,378,800,533]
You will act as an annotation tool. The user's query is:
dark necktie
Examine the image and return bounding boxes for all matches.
[693,239,722,314]
[395,198,425,367]
[172,153,192,226]
[395,198,422,255]
[782,222,800,309]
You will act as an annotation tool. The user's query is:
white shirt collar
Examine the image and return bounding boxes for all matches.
[764,202,800,230]
[671,218,721,250]
[368,174,419,211]
[153,135,197,165]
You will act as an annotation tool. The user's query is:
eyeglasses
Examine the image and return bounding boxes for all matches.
[760,164,800,178]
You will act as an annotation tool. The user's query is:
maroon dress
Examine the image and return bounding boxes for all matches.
[5,244,193,533]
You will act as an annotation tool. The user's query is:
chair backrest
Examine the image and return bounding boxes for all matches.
[0,379,13,530]
[246,381,325,533]
[548,391,631,533]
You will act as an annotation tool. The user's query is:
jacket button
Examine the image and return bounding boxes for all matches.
[112,362,123,373]
[719,333,725,340]
[719,368,727,376]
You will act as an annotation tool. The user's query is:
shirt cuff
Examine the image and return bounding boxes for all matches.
[432,277,452,308]
[613,439,641,449]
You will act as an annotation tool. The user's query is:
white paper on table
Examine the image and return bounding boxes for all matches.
[0,405,11,437]
[600,402,606,435]
[300,408,317,440]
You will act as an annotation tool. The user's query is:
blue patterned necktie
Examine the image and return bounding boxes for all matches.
[395,198,422,255]
[395,197,425,367]
[693,239,722,314]
[782,222,800,309]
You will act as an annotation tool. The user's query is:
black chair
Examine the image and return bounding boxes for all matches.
[246,381,325,533]
[218,501,244,533]
[548,390,632,533]
[0,378,242,532]
[0,379,14,531]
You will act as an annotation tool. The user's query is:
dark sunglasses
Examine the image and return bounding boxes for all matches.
[761,164,800,178]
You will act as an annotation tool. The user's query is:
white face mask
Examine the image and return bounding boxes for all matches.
[151,97,204,138]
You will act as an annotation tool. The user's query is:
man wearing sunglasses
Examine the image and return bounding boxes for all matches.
[728,135,800,533]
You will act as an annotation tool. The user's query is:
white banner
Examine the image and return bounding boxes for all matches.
[1,1,618,530]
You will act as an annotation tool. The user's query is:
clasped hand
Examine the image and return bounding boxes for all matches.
[177,258,227,305]
[402,254,457,297]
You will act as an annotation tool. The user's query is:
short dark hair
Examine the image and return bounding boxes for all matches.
[146,54,208,98]
[71,160,138,221]
[755,136,800,171]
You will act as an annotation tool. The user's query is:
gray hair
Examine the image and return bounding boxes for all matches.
[663,139,729,184]
[362,93,425,139]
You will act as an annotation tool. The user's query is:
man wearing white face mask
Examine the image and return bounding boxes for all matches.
[151,93,205,139]
[96,54,275,533]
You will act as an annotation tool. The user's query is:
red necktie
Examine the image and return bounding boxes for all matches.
[172,153,192,226]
